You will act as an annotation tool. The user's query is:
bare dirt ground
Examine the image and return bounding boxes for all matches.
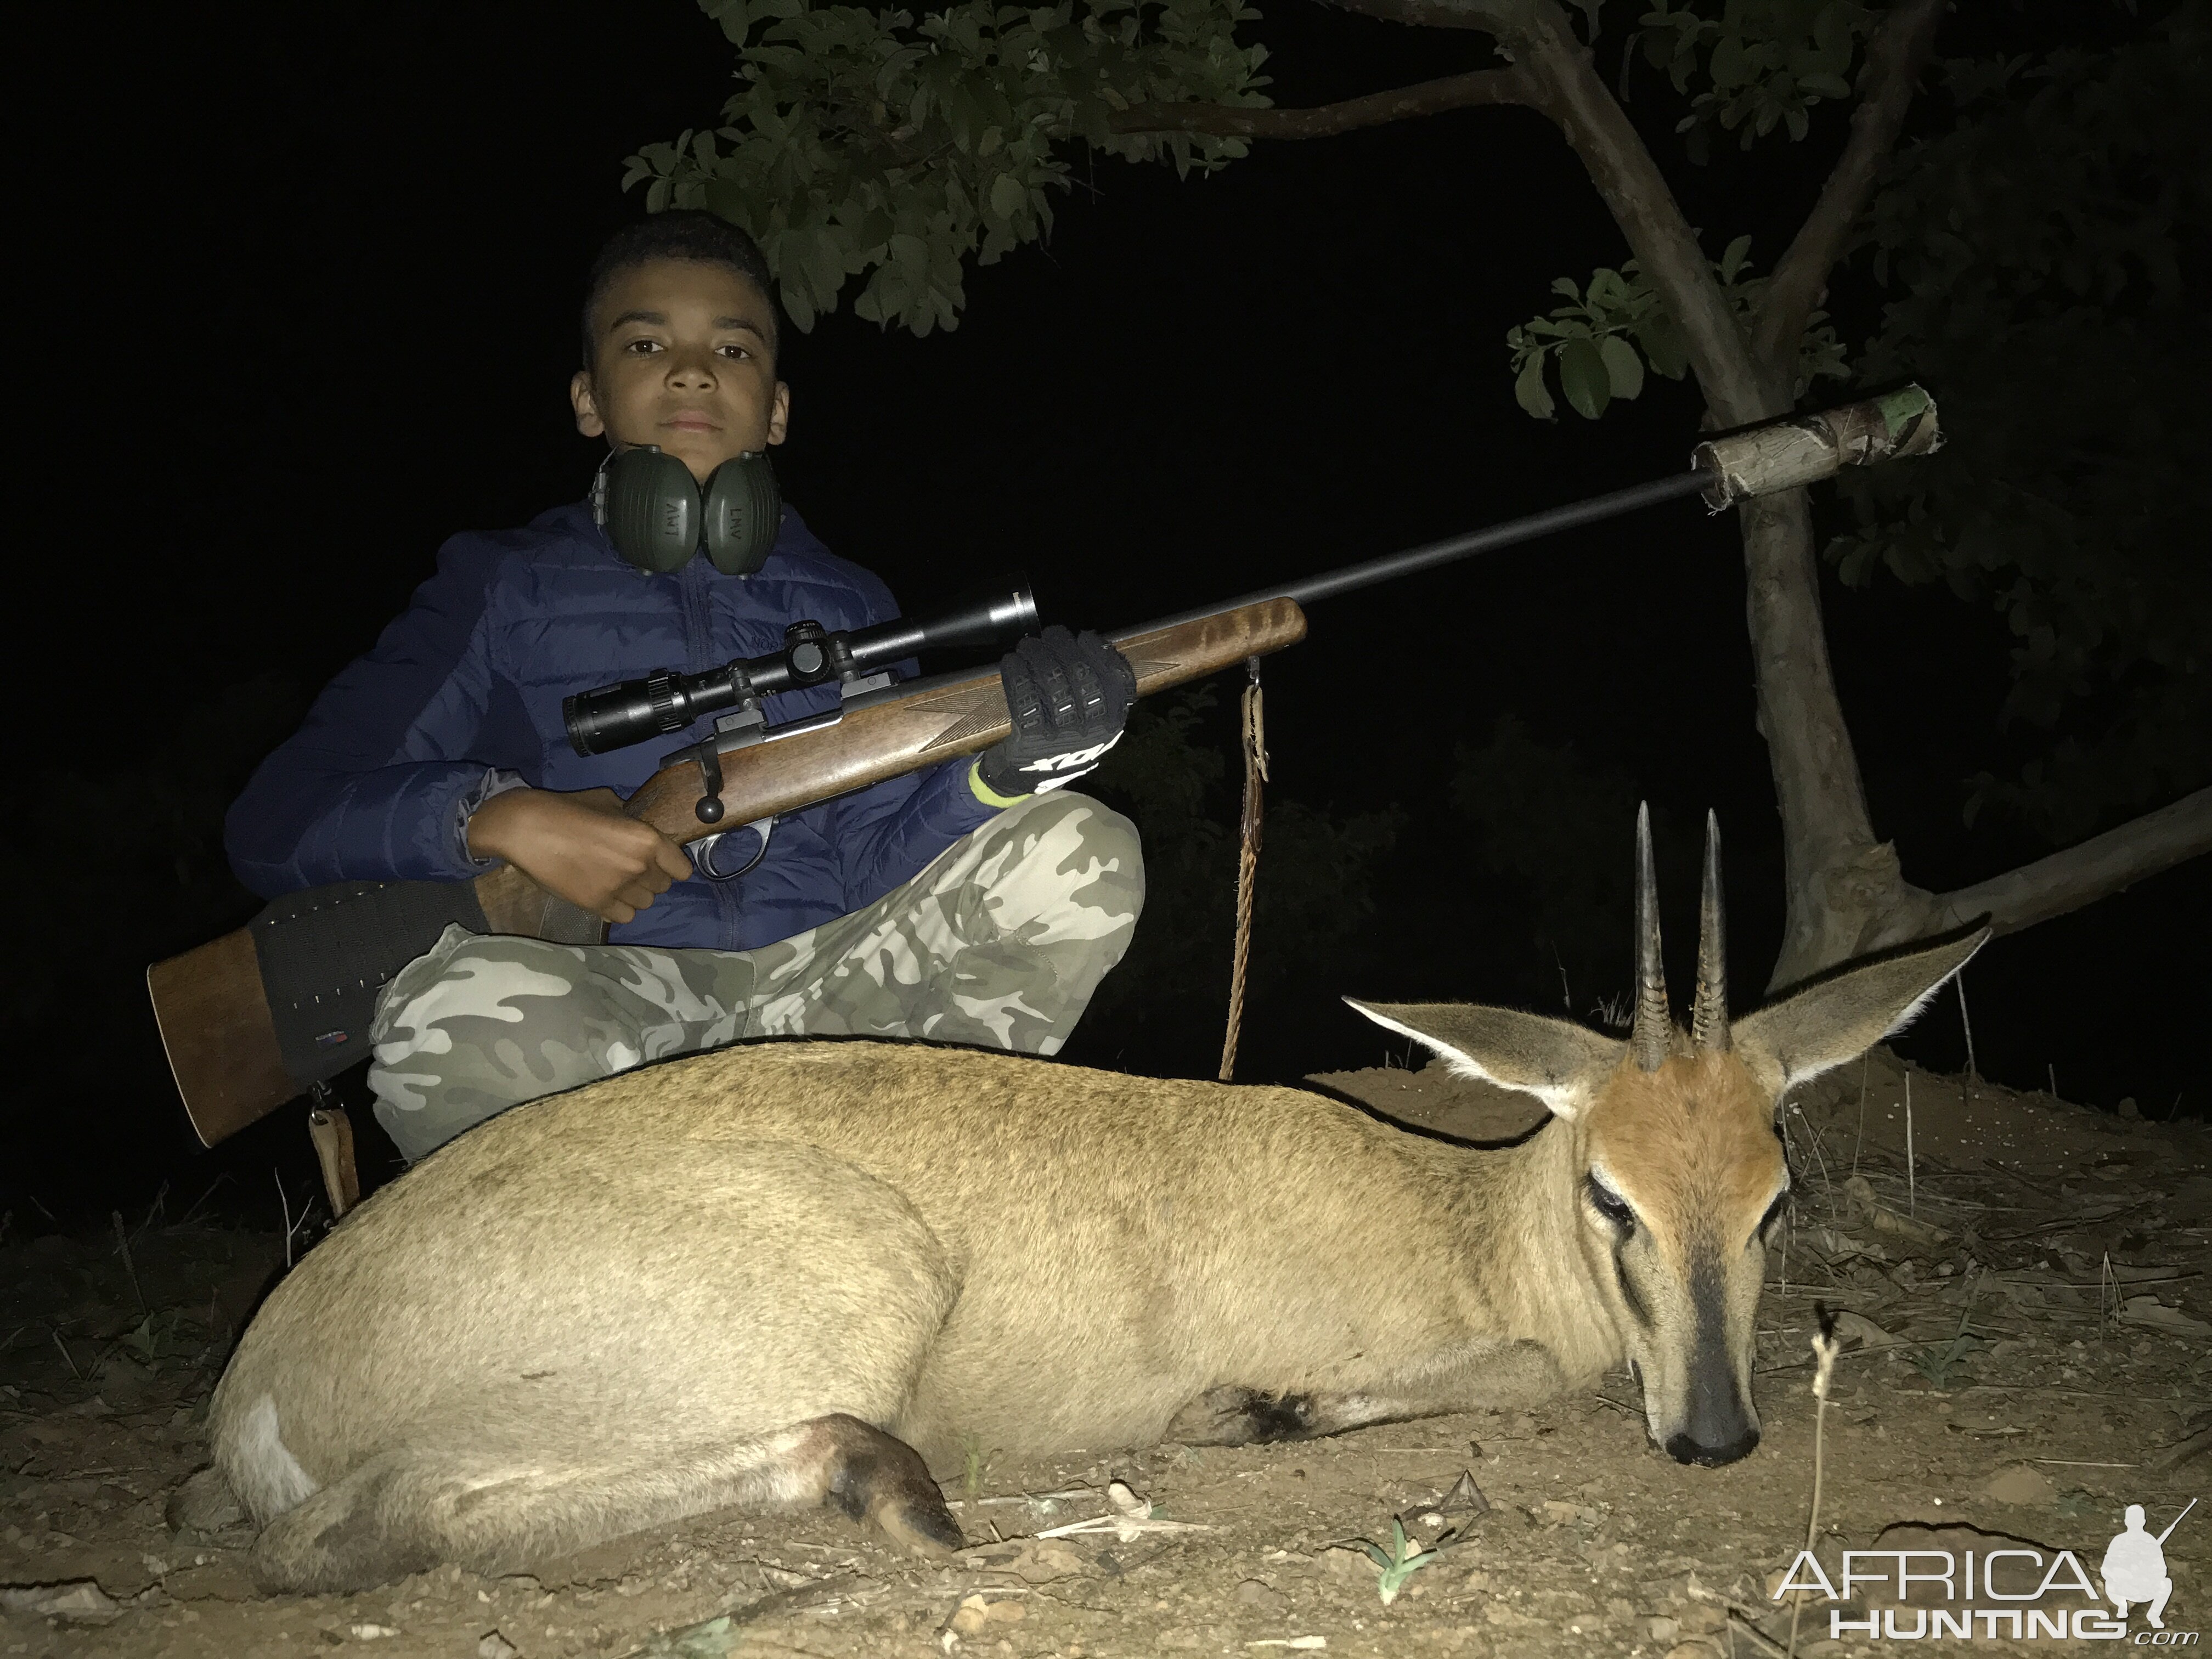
[3,1049,2206,1658]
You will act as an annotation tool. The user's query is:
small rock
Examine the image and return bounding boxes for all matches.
[1663,1643,1723,1659]
[1677,1602,1727,1634]
[0,1581,121,1622]
[2119,1097,2140,1119]
[1316,1547,1378,1587]
[348,1624,402,1640]
[2118,1296,2212,1336]
[1012,1539,1087,1583]
[945,1595,1024,1638]
[1236,1578,1289,1613]
[1646,1614,1680,1641]
[477,1633,520,1659]
[1980,1463,2057,1507]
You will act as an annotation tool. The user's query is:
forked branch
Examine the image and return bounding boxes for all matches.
[1750,0,1947,376]
[1928,786,2212,939]
[1111,67,1528,140]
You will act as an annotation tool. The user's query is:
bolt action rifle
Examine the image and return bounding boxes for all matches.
[148,388,1942,1146]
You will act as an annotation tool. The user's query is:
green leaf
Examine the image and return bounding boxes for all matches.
[888,232,930,276]
[704,175,755,226]
[701,0,754,46]
[1377,1550,1437,1602]
[1709,30,1748,87]
[1514,352,1558,420]
[1600,334,1645,399]
[989,171,1026,221]
[1637,315,1690,380]
[1559,336,1612,419]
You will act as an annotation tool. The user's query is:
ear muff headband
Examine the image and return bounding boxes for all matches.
[592,446,782,578]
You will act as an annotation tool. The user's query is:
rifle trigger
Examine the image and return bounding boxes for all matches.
[693,744,726,824]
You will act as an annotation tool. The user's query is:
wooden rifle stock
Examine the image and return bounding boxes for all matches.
[148,597,1307,1147]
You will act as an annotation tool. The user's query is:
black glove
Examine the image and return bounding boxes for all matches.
[976,627,1138,799]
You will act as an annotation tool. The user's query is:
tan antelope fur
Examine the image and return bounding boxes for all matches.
[177,807,1986,1593]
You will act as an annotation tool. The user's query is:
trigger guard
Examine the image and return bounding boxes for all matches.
[690,817,775,882]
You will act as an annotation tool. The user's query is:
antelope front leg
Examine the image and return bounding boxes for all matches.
[1165,1340,1567,1447]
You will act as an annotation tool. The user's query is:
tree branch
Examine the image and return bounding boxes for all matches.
[1750,0,1947,377]
[1506,0,1778,421]
[1928,786,2212,939]
[1110,69,1528,141]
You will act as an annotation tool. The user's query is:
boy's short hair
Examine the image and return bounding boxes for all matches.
[580,211,782,371]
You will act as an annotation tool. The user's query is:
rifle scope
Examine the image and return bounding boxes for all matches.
[563,579,1037,757]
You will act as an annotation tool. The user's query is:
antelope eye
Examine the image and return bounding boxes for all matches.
[1585,1175,1635,1233]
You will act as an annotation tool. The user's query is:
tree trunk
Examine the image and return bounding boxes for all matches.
[1324,0,2207,984]
[1504,1,1895,988]
[1741,490,1897,985]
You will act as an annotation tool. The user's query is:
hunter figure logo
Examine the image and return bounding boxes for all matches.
[2106,1501,2193,1630]
[1771,1498,2197,1643]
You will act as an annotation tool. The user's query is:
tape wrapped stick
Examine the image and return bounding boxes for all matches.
[1692,385,1942,509]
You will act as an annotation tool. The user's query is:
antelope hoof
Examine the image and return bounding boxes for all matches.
[815,1415,964,1555]
[1663,1429,1760,1468]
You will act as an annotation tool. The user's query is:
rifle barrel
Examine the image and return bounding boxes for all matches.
[1130,469,1710,634]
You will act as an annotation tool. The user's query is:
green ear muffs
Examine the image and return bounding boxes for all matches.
[591,446,783,577]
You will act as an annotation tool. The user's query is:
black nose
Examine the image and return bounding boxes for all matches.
[1664,1429,1760,1466]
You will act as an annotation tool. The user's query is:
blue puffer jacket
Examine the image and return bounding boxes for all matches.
[225,501,999,952]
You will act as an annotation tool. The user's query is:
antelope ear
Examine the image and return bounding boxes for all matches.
[1733,923,1991,1096]
[1344,998,1623,1121]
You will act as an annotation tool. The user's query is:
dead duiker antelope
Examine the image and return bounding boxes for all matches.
[177,808,1984,1592]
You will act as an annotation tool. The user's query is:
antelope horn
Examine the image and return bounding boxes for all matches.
[1630,802,1670,1071]
[1691,810,1730,1053]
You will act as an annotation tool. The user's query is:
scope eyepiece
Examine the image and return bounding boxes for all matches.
[564,670,728,756]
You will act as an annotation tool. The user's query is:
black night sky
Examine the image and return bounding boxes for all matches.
[14,0,2202,1218]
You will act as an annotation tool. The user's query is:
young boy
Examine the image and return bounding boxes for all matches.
[225,212,1144,1162]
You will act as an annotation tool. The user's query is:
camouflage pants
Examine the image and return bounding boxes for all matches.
[366,791,1142,1163]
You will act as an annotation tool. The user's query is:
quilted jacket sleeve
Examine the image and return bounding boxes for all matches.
[224,534,517,896]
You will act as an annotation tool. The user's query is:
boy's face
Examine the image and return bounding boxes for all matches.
[571,258,789,484]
